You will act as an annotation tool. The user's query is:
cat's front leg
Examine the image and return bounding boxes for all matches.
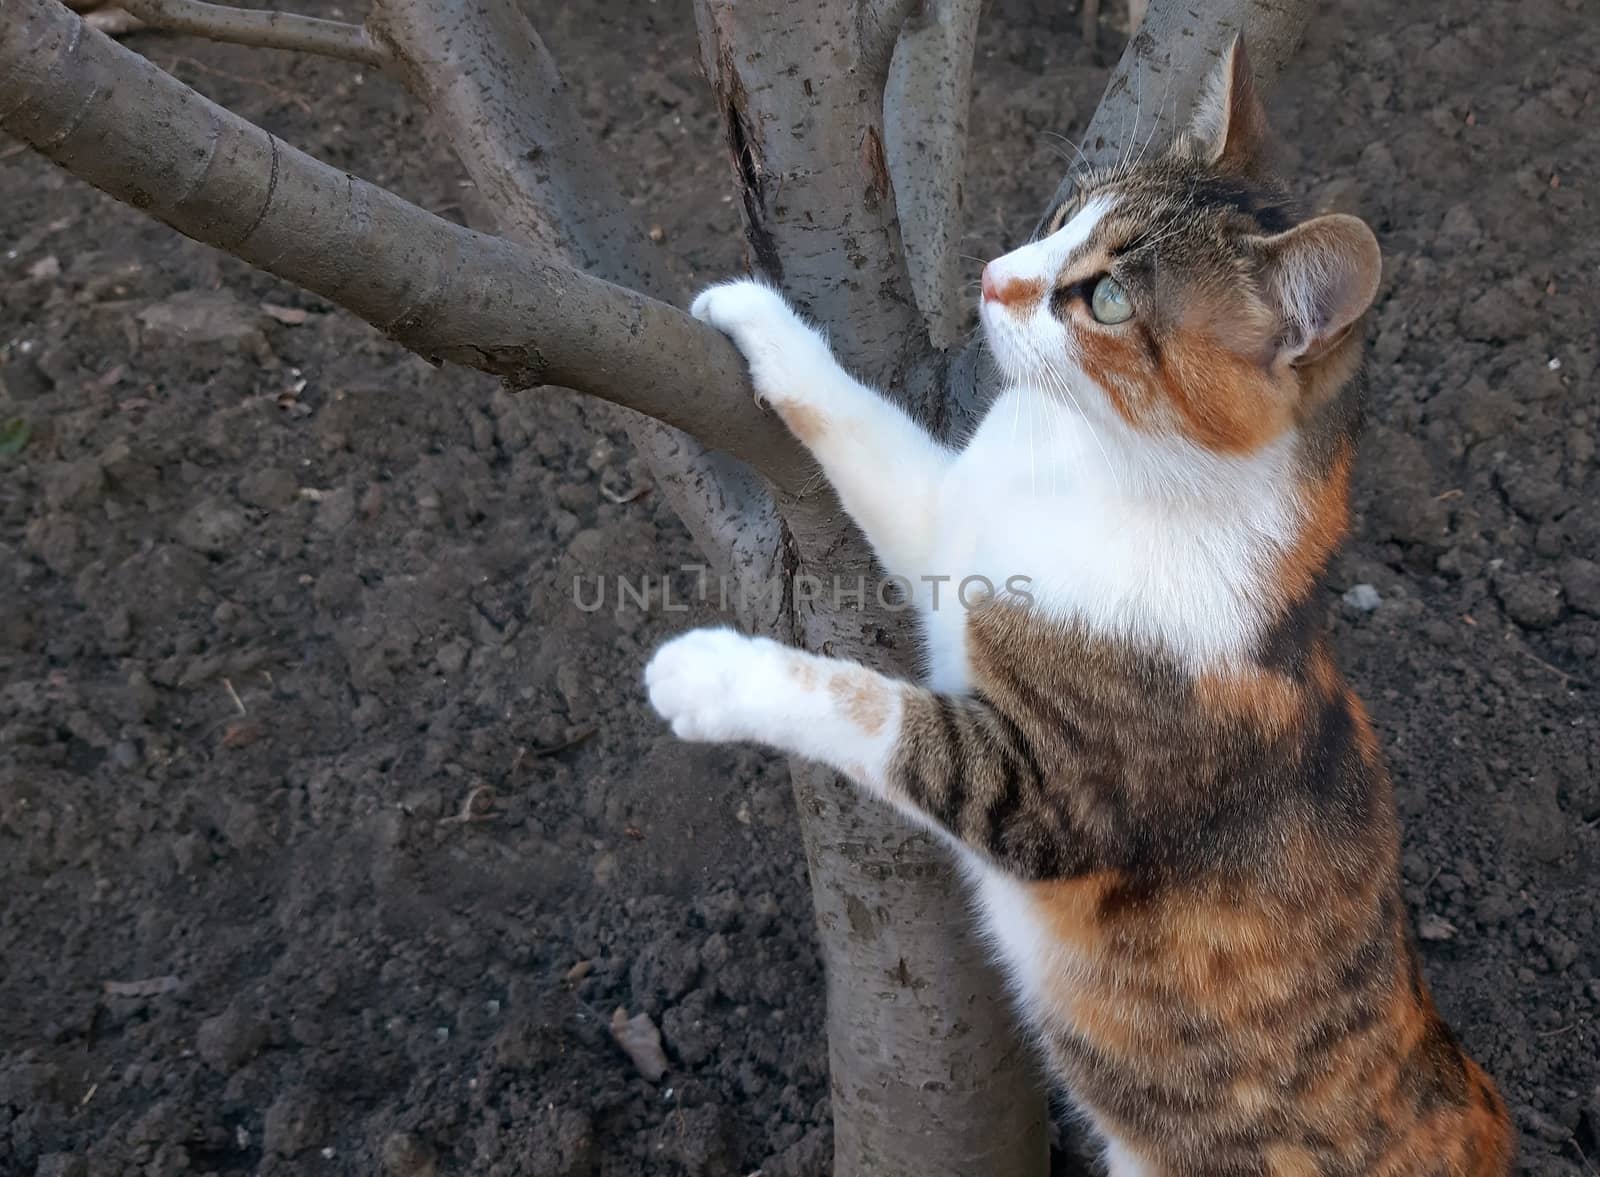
[692,281,953,578]
[644,626,905,794]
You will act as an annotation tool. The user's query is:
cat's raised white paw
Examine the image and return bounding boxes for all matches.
[644,627,789,743]
[689,280,829,409]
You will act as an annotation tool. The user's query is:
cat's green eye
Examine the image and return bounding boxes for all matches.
[1090,276,1134,324]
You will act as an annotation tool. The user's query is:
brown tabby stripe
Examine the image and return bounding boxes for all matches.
[883,602,1512,1174]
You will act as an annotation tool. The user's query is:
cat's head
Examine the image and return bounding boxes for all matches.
[979,38,1381,460]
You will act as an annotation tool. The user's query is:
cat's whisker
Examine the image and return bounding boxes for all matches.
[1027,382,1038,497]
[1128,65,1177,175]
[1037,353,1121,498]
[1040,130,1092,178]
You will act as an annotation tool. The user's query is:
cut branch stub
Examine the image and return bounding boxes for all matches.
[1043,0,1313,213]
[0,0,808,492]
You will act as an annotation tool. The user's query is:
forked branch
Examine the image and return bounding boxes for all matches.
[0,0,809,492]
[1046,0,1312,208]
[365,0,792,612]
[117,0,387,67]
[884,0,983,350]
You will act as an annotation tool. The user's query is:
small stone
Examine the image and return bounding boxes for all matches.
[1342,584,1382,612]
[1559,558,1600,616]
[262,1089,326,1156]
[195,1004,267,1072]
[435,639,470,676]
[610,1007,669,1081]
[237,467,299,510]
[314,486,357,533]
[43,459,105,511]
[175,497,246,555]
[27,254,61,280]
[380,1132,437,1177]
[1417,912,1458,942]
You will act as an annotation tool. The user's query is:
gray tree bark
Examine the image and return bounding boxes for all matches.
[0,0,1314,1172]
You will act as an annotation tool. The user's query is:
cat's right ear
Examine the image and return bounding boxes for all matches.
[1189,36,1269,174]
[1251,214,1382,371]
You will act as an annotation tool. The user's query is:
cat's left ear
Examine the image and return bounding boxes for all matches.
[1251,214,1382,370]
[1190,36,1269,174]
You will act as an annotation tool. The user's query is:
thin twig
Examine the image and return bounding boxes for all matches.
[118,0,388,69]
[1507,638,1586,690]
[531,725,598,760]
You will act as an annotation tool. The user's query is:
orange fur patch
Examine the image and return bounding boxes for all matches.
[827,670,890,735]
[1345,689,1381,765]
[778,401,827,444]
[1160,326,1288,453]
[1264,1143,1320,1177]
[1194,667,1303,738]
[1026,870,1121,951]
[1274,441,1353,604]
[788,658,819,691]
[1073,321,1154,433]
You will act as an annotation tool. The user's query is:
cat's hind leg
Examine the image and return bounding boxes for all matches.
[692,281,952,579]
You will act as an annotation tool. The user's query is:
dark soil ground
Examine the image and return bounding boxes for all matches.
[2,0,1596,1173]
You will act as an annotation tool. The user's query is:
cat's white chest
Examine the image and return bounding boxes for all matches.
[915,390,1298,691]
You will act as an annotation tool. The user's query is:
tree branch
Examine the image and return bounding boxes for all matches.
[116,0,387,67]
[366,0,793,623]
[884,0,982,350]
[0,0,809,492]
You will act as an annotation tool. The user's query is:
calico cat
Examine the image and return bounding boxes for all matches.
[644,40,1514,1177]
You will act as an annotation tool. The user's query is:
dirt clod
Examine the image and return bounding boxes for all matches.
[194,1004,268,1073]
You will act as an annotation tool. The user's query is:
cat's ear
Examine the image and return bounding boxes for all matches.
[1252,214,1382,369]
[1190,36,1269,173]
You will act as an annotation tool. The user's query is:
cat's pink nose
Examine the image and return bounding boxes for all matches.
[980,265,1045,309]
